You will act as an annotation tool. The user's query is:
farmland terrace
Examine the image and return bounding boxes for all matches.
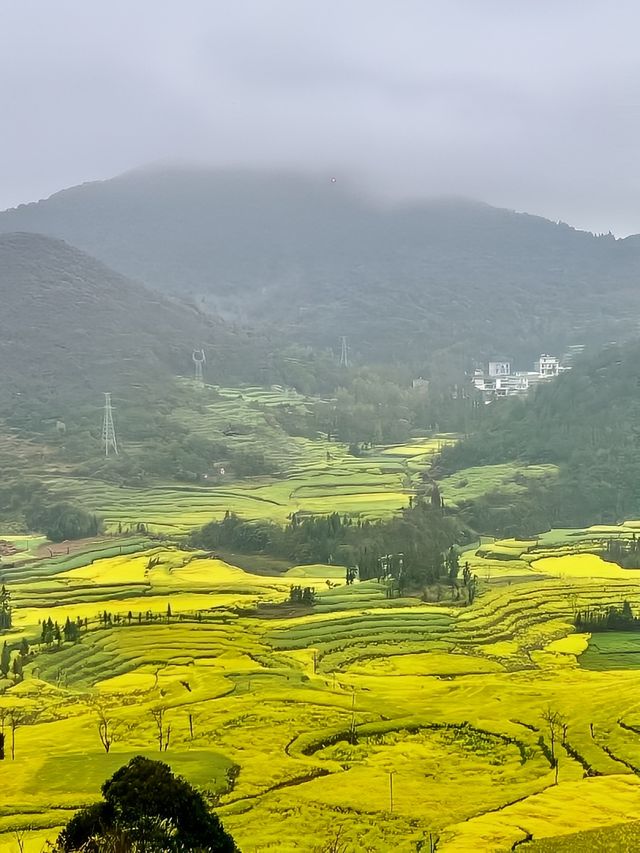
[3,523,640,850]
[2,385,640,851]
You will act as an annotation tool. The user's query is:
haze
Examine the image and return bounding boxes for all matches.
[3,0,640,234]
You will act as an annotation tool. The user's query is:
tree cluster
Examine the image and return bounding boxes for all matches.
[27,500,101,543]
[0,637,31,683]
[575,600,640,632]
[288,586,316,606]
[601,537,640,569]
[192,499,461,594]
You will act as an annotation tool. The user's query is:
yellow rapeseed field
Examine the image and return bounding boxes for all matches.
[4,420,640,851]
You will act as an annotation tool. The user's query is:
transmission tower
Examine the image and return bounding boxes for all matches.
[192,349,206,385]
[102,392,118,456]
[339,336,349,368]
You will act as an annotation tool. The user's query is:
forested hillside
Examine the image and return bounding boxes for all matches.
[2,168,639,366]
[437,340,640,533]
[0,232,279,417]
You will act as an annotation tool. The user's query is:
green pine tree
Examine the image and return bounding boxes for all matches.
[0,642,10,678]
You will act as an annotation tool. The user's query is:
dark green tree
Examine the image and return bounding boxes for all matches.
[446,547,460,588]
[11,656,23,683]
[0,642,10,678]
[37,502,101,542]
[56,756,238,851]
[0,586,11,630]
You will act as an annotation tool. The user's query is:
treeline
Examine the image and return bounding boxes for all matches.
[190,500,460,591]
[601,538,640,569]
[436,341,640,533]
[273,368,484,446]
[575,600,640,632]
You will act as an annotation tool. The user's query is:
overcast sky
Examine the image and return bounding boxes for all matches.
[2,1,640,234]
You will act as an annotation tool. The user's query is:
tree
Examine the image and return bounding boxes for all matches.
[7,707,33,760]
[430,483,443,511]
[11,656,23,683]
[541,706,567,785]
[55,756,238,851]
[150,706,171,752]
[317,826,349,853]
[0,586,11,630]
[0,711,5,760]
[446,547,460,598]
[467,573,478,605]
[63,617,80,643]
[36,501,101,543]
[0,642,10,678]
[41,617,54,646]
[91,702,120,754]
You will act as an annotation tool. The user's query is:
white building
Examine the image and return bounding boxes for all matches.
[488,361,511,377]
[412,377,430,392]
[535,354,560,378]
[472,352,570,399]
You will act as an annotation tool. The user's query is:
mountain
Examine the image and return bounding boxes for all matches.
[0,232,265,417]
[2,167,640,367]
[436,339,640,534]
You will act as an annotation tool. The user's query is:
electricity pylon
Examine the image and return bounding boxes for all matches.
[102,392,118,456]
[339,336,349,368]
[192,349,206,385]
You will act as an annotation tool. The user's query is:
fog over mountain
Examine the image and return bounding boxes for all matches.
[3,167,640,368]
[4,1,640,234]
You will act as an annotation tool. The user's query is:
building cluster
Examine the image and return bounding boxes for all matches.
[471,348,583,398]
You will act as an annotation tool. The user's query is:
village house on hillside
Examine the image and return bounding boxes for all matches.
[471,352,575,399]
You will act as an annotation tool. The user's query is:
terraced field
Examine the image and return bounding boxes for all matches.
[5,387,640,850]
[2,528,640,851]
[40,384,448,534]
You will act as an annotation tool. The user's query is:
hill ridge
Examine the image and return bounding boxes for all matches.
[2,168,640,365]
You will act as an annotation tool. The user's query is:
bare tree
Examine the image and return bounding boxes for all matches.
[8,708,33,760]
[84,698,122,754]
[315,826,348,853]
[541,706,567,784]
[96,706,119,754]
[13,826,27,853]
[150,705,171,752]
[567,591,579,618]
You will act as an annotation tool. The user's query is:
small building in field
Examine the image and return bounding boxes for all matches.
[412,377,430,392]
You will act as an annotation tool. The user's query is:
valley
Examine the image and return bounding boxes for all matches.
[2,385,640,852]
[5,8,640,850]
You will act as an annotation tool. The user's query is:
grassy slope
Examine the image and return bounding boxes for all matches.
[36,388,447,532]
